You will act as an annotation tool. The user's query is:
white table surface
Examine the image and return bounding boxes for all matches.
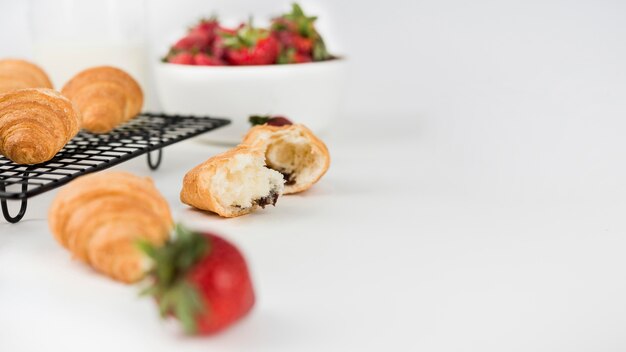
[1,111,625,352]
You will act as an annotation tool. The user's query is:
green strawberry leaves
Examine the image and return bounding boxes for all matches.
[169,282,206,334]
[283,3,317,38]
[312,38,330,61]
[273,3,332,61]
[138,224,211,334]
[249,115,272,126]
[221,20,270,50]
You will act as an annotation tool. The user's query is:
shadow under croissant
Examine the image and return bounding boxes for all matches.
[181,204,281,221]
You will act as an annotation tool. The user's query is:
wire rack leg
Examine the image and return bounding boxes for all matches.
[147,148,163,170]
[0,175,29,223]
[1,198,27,223]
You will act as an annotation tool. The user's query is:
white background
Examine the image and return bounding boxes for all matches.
[1,0,626,351]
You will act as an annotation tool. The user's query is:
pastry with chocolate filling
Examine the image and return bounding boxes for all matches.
[242,123,330,194]
[180,145,285,218]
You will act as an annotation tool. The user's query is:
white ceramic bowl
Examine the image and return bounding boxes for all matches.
[154,59,348,144]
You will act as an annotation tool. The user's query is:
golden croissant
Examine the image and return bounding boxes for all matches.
[61,66,143,134]
[49,171,173,283]
[242,124,330,194]
[0,88,81,164]
[0,59,53,94]
[181,144,285,218]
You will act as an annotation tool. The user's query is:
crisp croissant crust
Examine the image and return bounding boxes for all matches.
[242,124,330,194]
[62,66,143,134]
[181,144,285,218]
[49,171,173,283]
[0,59,53,94]
[0,88,81,164]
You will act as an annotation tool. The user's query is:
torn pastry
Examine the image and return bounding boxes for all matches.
[180,145,285,217]
[242,124,330,194]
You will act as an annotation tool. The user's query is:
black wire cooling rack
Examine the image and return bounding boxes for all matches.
[0,112,229,223]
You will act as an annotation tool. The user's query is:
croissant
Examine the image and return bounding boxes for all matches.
[242,124,330,194]
[0,88,81,164]
[49,171,173,283]
[0,59,53,94]
[181,144,285,217]
[61,66,143,133]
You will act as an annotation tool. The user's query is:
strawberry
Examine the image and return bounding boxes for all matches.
[277,47,312,64]
[194,19,219,36]
[226,36,279,65]
[292,52,312,63]
[168,52,195,65]
[271,17,298,34]
[173,19,219,52]
[140,226,255,335]
[221,23,280,65]
[271,4,331,61]
[193,53,225,66]
[249,115,293,127]
[292,35,313,54]
[274,31,313,55]
[173,32,210,52]
[211,31,230,60]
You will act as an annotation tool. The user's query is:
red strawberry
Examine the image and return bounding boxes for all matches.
[271,4,331,61]
[221,24,280,65]
[173,33,210,51]
[211,34,227,60]
[273,30,292,46]
[168,52,195,65]
[174,19,219,51]
[292,35,313,54]
[140,226,255,335]
[194,20,219,36]
[271,17,298,33]
[293,52,312,63]
[193,53,225,66]
[277,47,312,64]
[274,32,313,55]
[211,26,244,61]
[249,115,293,127]
[225,36,279,65]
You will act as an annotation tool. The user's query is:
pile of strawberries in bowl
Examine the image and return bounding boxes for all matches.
[164,3,334,66]
[154,3,346,144]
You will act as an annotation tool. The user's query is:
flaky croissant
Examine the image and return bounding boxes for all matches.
[242,124,330,194]
[49,171,173,283]
[61,66,143,133]
[0,88,81,164]
[0,59,53,94]
[181,144,285,218]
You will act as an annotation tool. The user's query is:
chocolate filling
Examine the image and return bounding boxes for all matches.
[278,170,297,186]
[252,189,280,208]
[231,189,280,210]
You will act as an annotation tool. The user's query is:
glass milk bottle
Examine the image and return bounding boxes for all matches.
[29,0,152,108]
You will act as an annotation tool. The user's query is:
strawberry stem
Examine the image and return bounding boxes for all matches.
[138,225,211,334]
[249,115,272,126]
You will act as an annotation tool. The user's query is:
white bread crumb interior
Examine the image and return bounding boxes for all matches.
[210,152,284,210]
